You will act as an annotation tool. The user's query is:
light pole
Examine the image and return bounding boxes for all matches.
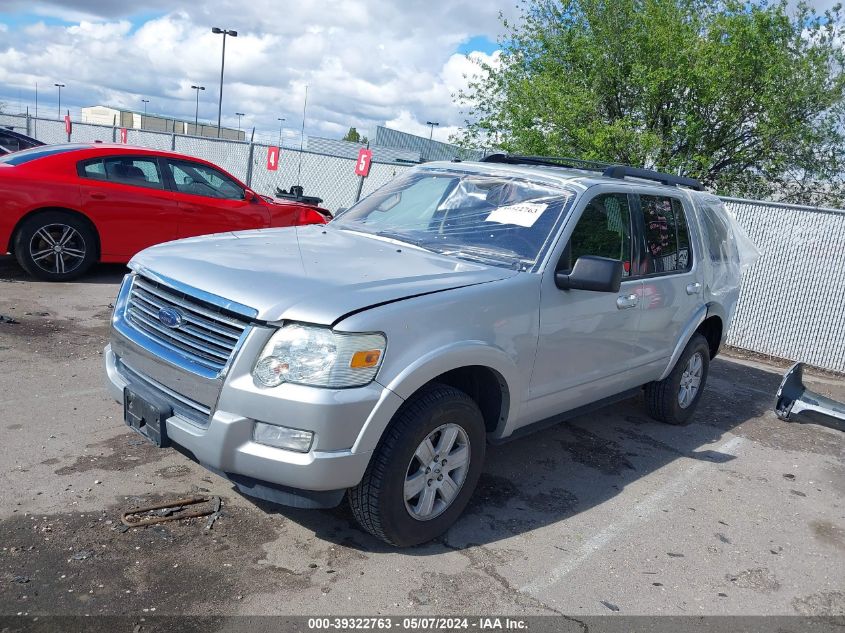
[54,83,65,120]
[141,99,149,129]
[211,27,238,138]
[191,85,205,135]
[425,121,439,161]
[235,112,244,135]
[277,117,286,148]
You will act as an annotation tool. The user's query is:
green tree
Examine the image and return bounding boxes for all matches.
[342,127,362,143]
[456,0,845,205]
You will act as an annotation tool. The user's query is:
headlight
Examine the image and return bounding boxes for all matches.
[253,324,386,388]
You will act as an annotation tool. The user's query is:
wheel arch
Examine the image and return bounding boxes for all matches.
[9,207,101,257]
[352,344,521,454]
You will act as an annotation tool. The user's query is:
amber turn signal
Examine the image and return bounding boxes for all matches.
[350,350,382,368]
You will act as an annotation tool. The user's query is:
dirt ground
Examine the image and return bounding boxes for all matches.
[1,256,844,627]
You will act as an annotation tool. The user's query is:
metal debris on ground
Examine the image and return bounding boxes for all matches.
[204,496,223,530]
[0,314,20,324]
[120,495,221,528]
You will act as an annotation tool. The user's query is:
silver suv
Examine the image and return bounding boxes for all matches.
[104,156,750,546]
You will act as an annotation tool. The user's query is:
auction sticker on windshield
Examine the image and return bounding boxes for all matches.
[485,201,548,228]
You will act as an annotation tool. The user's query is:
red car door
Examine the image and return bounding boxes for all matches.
[163,158,270,238]
[77,155,180,260]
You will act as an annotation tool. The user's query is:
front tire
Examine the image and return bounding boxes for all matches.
[349,383,486,547]
[644,333,710,425]
[14,212,98,281]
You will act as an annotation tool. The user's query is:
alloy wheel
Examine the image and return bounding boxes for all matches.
[29,223,87,275]
[678,351,704,408]
[404,423,471,521]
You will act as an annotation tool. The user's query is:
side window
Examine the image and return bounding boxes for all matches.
[560,193,632,275]
[0,133,20,153]
[640,195,693,274]
[99,157,163,189]
[80,160,106,180]
[167,160,244,200]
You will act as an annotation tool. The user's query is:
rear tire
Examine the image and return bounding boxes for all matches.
[14,212,97,281]
[349,383,486,547]
[644,334,710,425]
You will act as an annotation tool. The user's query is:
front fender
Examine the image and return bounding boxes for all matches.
[351,342,522,453]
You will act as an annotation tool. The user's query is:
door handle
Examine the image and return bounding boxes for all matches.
[616,293,639,310]
[89,192,106,200]
[686,282,702,295]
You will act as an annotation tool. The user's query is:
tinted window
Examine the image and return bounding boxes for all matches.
[640,195,692,274]
[80,160,107,180]
[0,133,21,153]
[167,160,244,200]
[95,157,163,189]
[560,193,632,275]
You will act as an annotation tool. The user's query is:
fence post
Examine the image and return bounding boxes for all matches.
[171,133,176,151]
[246,128,256,187]
[25,110,31,136]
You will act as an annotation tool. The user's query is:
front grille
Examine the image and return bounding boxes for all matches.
[126,275,249,373]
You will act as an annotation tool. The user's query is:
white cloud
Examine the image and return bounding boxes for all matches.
[0,1,516,143]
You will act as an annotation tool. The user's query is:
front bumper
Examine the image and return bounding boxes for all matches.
[105,343,404,507]
[104,272,406,508]
[775,362,845,432]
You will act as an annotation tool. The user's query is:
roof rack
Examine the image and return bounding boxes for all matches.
[482,153,612,171]
[481,153,704,191]
[602,165,704,191]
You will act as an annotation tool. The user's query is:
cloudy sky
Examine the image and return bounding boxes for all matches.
[0,0,838,144]
[0,0,518,143]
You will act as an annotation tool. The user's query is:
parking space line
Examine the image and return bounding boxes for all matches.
[521,434,746,597]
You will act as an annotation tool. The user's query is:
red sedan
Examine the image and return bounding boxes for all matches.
[0,144,329,281]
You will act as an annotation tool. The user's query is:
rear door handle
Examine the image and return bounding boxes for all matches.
[686,282,702,295]
[616,294,639,310]
[89,192,106,200]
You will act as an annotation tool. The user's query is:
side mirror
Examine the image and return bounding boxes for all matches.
[244,189,257,202]
[555,255,623,292]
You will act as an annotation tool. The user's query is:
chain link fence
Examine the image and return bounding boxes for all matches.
[2,112,843,372]
[0,113,415,213]
[723,198,845,373]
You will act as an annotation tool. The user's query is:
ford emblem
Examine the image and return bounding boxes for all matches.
[157,307,185,329]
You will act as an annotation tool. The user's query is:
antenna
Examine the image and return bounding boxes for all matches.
[296,84,308,187]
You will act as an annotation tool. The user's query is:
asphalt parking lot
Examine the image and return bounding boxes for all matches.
[1,255,844,620]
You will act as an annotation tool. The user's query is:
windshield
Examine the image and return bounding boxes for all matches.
[333,170,575,269]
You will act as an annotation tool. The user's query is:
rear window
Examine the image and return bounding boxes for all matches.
[0,145,77,166]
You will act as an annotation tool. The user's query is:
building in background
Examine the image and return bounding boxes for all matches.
[80,105,245,141]
[374,126,486,162]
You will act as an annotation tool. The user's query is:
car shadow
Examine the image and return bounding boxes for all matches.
[243,358,785,553]
[0,255,127,285]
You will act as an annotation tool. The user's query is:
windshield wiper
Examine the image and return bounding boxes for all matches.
[374,230,434,250]
[433,245,532,270]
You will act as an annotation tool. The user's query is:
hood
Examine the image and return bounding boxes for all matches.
[130,224,519,324]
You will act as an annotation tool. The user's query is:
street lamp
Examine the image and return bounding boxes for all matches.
[277,117,286,148]
[235,112,244,135]
[190,85,205,135]
[54,83,65,120]
[141,99,149,129]
[426,121,440,142]
[211,27,238,138]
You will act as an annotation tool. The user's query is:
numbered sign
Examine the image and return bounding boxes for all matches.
[354,148,373,177]
[267,146,279,171]
[119,128,128,144]
[64,115,72,135]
